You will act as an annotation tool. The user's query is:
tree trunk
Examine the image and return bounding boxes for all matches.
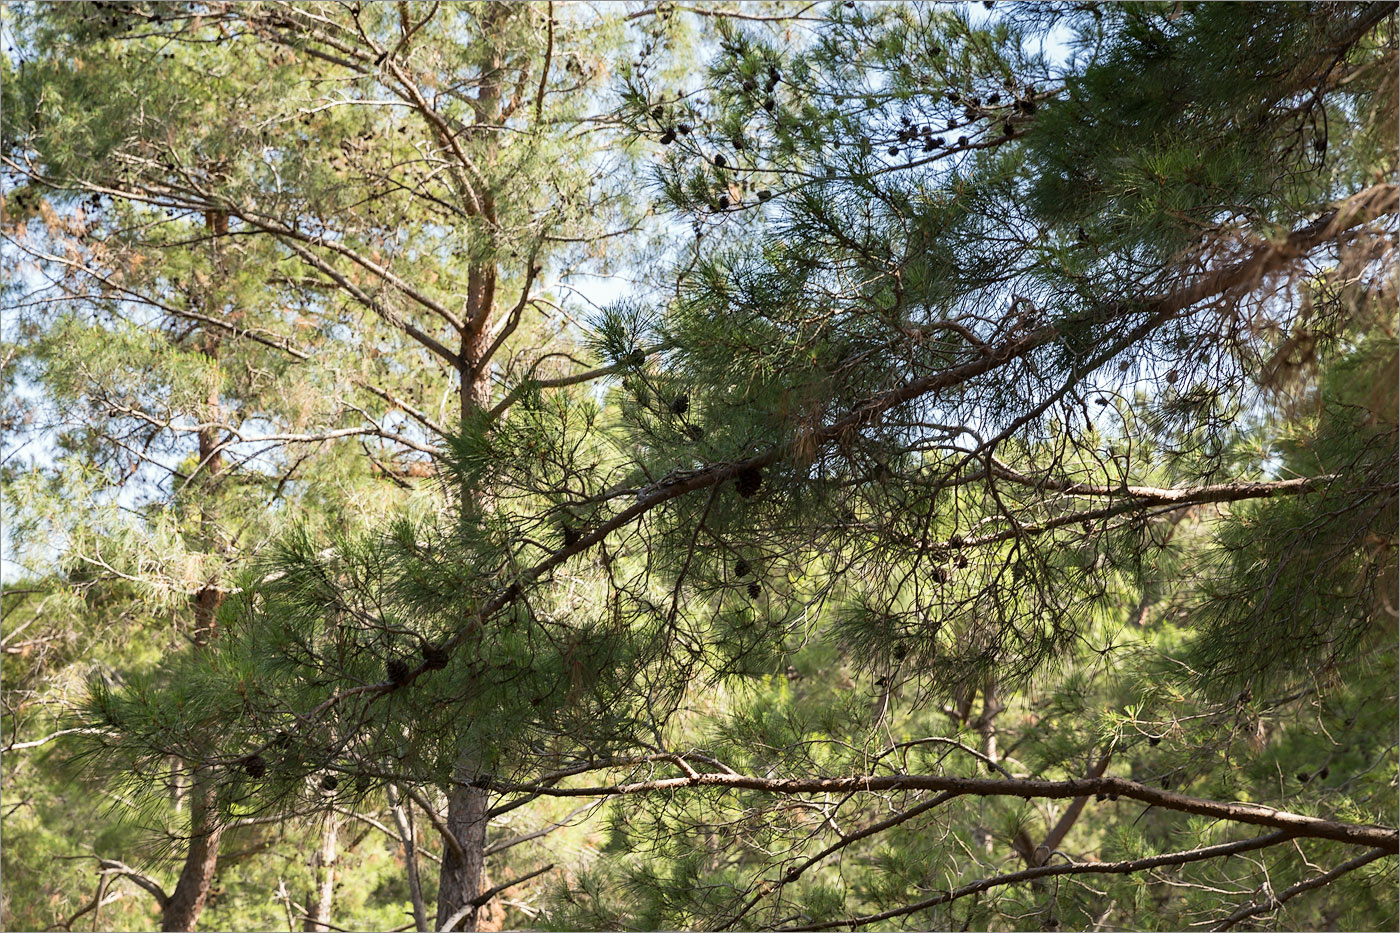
[161,213,230,932]
[387,784,430,933]
[976,679,1002,764]
[436,10,519,929]
[303,817,338,932]
[159,781,224,932]
[435,779,492,932]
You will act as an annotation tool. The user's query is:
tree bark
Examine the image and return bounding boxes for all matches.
[303,817,338,932]
[437,10,508,923]
[159,780,224,932]
[387,785,430,933]
[161,211,230,932]
[435,778,492,932]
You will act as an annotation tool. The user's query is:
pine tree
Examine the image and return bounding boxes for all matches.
[550,2,1397,928]
[3,2,1395,931]
[3,2,665,929]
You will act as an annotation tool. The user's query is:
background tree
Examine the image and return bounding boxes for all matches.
[3,1,682,929]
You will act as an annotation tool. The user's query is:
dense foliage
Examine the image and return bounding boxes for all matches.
[3,3,1396,932]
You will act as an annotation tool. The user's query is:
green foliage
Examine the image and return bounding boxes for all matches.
[3,3,1396,932]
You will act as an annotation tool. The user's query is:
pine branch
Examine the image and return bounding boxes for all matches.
[479,769,1397,851]
[1210,846,1394,931]
[716,791,961,931]
[4,727,106,752]
[56,880,124,933]
[781,830,1307,932]
[482,800,607,856]
[990,463,1344,504]
[95,858,169,910]
[625,3,825,24]
[253,183,1400,751]
[435,863,555,933]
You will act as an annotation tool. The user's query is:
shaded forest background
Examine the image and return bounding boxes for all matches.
[2,2,1397,932]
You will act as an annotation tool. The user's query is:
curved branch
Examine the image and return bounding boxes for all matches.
[95,858,169,910]
[718,791,961,931]
[478,770,1397,852]
[483,800,607,857]
[5,727,106,752]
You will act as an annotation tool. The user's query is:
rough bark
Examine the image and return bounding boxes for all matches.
[435,778,493,932]
[437,10,511,925]
[159,781,224,932]
[436,239,501,930]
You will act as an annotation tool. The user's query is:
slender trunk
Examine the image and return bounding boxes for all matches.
[437,12,519,928]
[976,679,1001,764]
[388,785,430,933]
[191,330,225,647]
[303,817,338,932]
[160,781,224,932]
[172,754,187,812]
[161,212,230,932]
[437,248,510,932]
[436,245,497,928]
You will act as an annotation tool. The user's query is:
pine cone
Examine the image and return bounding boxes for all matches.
[387,658,411,687]
[422,644,449,670]
[735,465,763,498]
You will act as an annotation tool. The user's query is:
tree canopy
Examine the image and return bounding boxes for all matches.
[3,3,1396,932]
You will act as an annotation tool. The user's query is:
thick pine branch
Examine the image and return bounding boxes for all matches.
[478,768,1397,851]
